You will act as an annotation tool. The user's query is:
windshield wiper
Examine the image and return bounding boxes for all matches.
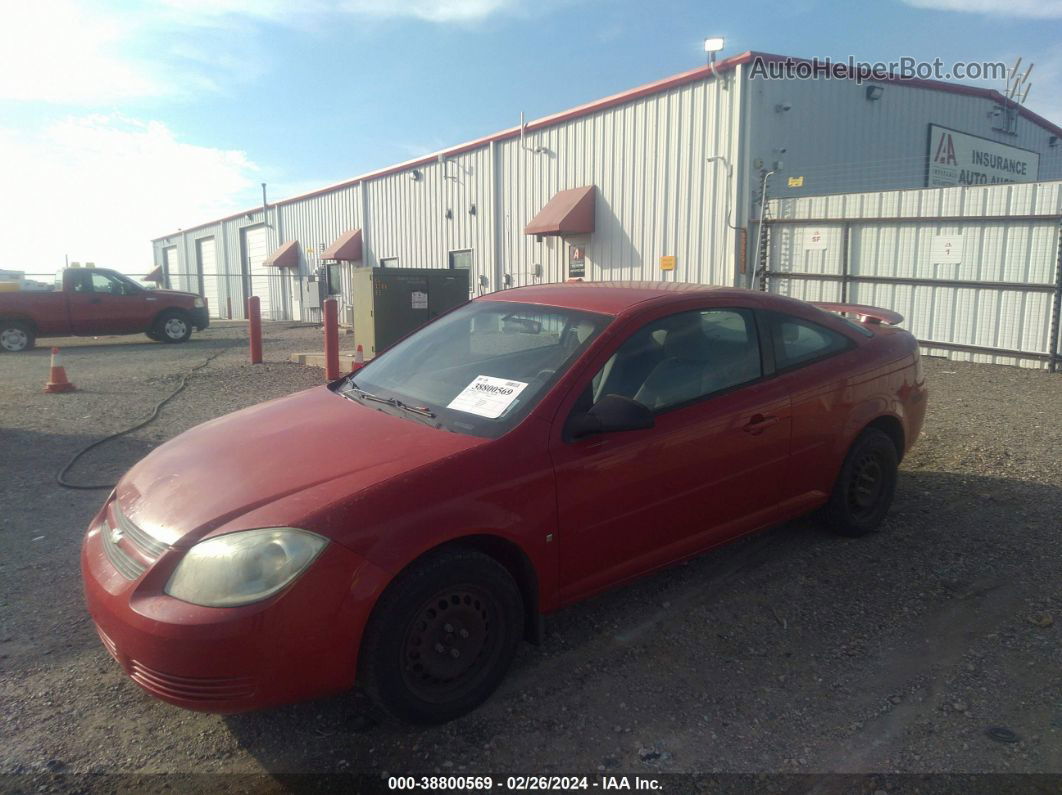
[346,384,436,418]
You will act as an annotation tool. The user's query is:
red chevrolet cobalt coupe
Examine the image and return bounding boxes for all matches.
[83,283,927,723]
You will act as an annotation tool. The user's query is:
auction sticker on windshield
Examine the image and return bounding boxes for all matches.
[447,375,529,419]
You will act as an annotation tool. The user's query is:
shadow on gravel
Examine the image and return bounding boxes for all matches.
[1,429,159,674]
[20,335,242,356]
[220,468,1062,775]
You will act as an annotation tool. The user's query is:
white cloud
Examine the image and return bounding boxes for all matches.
[0,1,168,104]
[338,0,518,22]
[901,0,1062,18]
[0,0,533,104]
[0,115,261,275]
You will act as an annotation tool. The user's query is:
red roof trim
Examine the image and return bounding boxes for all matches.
[155,50,1061,240]
[263,239,300,268]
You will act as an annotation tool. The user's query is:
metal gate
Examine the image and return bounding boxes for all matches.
[762,181,1062,371]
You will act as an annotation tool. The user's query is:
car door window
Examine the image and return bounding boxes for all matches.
[592,308,762,412]
[69,272,93,293]
[770,314,851,370]
[89,272,128,295]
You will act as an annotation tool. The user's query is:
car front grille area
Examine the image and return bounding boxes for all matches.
[101,526,146,579]
[129,660,256,703]
[95,624,256,704]
[101,502,170,580]
[95,625,120,663]
[114,504,169,558]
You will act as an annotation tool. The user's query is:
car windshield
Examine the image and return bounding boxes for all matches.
[340,300,610,438]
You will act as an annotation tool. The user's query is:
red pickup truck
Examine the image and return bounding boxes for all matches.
[0,268,209,352]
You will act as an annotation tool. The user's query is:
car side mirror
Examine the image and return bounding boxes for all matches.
[569,394,654,438]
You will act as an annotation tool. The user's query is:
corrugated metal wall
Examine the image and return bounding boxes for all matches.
[766,180,1062,368]
[149,66,1061,342]
[745,76,1062,200]
[151,68,744,322]
[496,77,741,288]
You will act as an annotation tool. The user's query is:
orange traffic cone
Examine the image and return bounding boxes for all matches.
[351,344,365,372]
[44,347,77,393]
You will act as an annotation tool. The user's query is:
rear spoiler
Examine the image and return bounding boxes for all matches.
[812,302,903,326]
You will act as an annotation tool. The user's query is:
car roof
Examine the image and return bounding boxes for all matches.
[479,281,761,316]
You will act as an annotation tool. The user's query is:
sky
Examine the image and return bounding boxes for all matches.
[1,0,1060,276]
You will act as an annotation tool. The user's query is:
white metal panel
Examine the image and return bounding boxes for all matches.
[243,224,291,321]
[767,180,1062,368]
[496,77,741,289]
[162,246,180,289]
[745,73,1062,202]
[196,237,219,317]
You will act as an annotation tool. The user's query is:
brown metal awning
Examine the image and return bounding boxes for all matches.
[524,186,596,236]
[264,240,301,268]
[144,266,163,282]
[321,228,363,261]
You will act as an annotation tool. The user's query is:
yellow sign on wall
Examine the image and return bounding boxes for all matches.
[788,176,804,187]
[659,255,676,271]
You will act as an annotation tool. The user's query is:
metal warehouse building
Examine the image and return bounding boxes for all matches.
[151,50,1062,367]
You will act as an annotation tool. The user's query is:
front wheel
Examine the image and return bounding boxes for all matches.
[823,428,898,537]
[0,320,35,352]
[153,311,192,343]
[359,548,524,725]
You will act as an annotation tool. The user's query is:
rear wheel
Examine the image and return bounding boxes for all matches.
[153,311,192,343]
[359,548,524,725]
[0,320,35,352]
[823,428,898,537]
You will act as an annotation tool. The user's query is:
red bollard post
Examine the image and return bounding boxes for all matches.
[248,296,263,364]
[323,297,339,381]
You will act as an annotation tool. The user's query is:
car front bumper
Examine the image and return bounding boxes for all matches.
[81,500,390,713]
[191,307,210,331]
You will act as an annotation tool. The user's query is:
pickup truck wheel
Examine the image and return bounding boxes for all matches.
[0,320,35,352]
[154,311,192,343]
[824,428,898,537]
[359,549,523,725]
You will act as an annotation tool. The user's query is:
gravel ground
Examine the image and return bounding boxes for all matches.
[1,325,1060,788]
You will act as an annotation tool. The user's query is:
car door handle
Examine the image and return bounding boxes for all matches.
[89,297,102,304]
[742,414,780,434]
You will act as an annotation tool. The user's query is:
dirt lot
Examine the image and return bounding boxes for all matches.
[1,323,1060,788]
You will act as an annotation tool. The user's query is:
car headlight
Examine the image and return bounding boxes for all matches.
[165,528,327,607]
[193,297,206,308]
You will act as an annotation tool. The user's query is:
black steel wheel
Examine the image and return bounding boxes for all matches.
[824,427,898,537]
[359,548,523,724]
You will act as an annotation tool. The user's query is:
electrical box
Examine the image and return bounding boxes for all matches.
[352,267,469,356]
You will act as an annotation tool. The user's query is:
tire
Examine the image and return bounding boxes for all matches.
[145,330,164,342]
[359,548,524,725]
[153,311,192,343]
[0,320,35,352]
[823,428,898,537]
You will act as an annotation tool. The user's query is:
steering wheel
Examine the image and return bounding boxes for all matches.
[534,368,556,381]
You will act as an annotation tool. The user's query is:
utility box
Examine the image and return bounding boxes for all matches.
[352,267,469,356]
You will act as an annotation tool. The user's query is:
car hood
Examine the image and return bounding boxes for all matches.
[115,385,484,547]
[147,288,196,298]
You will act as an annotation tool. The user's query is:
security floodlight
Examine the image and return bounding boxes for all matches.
[704,37,725,70]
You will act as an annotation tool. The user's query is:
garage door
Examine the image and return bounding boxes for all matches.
[242,225,287,321]
[163,246,181,290]
[196,237,220,317]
